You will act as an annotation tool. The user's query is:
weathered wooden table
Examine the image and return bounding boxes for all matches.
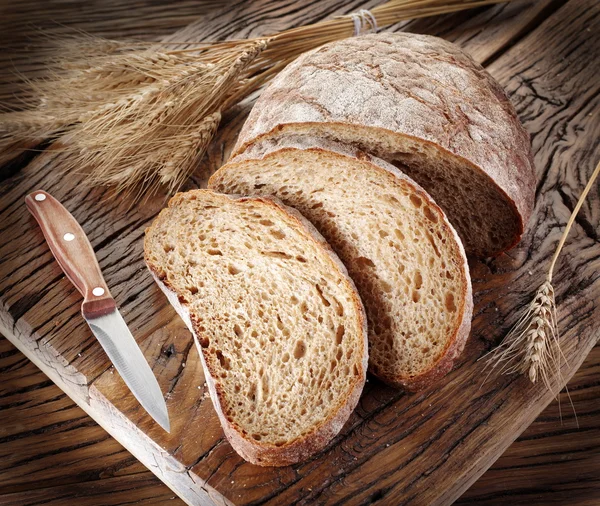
[1,1,599,505]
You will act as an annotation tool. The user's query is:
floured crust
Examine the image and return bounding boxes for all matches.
[210,138,473,391]
[145,191,368,466]
[230,32,535,257]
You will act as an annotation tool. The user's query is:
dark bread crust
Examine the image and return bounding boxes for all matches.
[231,32,535,257]
[144,190,368,466]
[210,138,473,391]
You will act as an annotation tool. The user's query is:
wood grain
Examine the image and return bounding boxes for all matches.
[1,337,598,504]
[457,344,600,505]
[0,0,599,505]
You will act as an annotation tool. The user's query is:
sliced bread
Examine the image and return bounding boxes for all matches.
[144,189,368,466]
[230,32,536,258]
[210,137,473,390]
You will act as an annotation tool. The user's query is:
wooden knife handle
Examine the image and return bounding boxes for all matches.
[25,190,116,317]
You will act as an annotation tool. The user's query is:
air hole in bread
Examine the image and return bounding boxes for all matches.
[228,265,242,275]
[426,231,442,257]
[410,195,422,208]
[263,251,293,260]
[215,350,231,370]
[414,271,423,289]
[294,340,307,359]
[207,248,222,256]
[336,325,345,345]
[276,315,284,330]
[315,284,330,307]
[424,206,438,223]
[445,292,457,312]
[355,256,375,269]
[247,383,256,402]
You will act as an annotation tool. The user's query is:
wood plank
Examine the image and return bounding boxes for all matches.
[0,0,223,106]
[457,344,600,505]
[2,336,597,504]
[0,472,180,506]
[0,0,223,44]
[404,0,567,65]
[1,0,599,505]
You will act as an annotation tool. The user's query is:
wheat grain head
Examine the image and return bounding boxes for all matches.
[484,280,562,393]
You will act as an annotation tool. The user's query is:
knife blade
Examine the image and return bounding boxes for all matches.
[25,190,170,432]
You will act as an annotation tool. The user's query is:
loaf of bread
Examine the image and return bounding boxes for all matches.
[230,32,535,258]
[145,190,368,466]
[210,137,473,390]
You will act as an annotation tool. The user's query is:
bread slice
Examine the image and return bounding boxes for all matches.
[230,32,535,258]
[210,137,473,390]
[144,189,367,466]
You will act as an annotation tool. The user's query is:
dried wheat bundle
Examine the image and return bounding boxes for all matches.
[0,0,513,197]
[485,160,600,393]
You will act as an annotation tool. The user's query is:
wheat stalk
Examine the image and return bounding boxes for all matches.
[0,0,514,197]
[485,160,600,393]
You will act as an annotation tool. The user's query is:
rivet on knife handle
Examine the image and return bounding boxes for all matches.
[25,190,115,318]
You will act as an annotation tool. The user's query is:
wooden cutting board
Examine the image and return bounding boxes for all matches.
[1,1,598,505]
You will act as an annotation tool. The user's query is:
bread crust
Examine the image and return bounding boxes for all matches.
[145,190,368,466]
[230,32,535,257]
[210,138,473,391]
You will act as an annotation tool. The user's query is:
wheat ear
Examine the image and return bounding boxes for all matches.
[485,159,600,393]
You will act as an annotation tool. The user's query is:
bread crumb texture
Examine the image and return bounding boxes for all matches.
[145,190,367,450]
[211,143,472,388]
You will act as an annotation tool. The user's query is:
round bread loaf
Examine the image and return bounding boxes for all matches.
[231,32,535,257]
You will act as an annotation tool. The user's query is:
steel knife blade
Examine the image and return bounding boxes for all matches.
[25,190,170,432]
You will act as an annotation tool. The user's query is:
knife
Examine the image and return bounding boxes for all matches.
[25,190,170,432]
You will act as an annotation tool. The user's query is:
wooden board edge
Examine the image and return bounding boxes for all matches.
[0,316,228,506]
